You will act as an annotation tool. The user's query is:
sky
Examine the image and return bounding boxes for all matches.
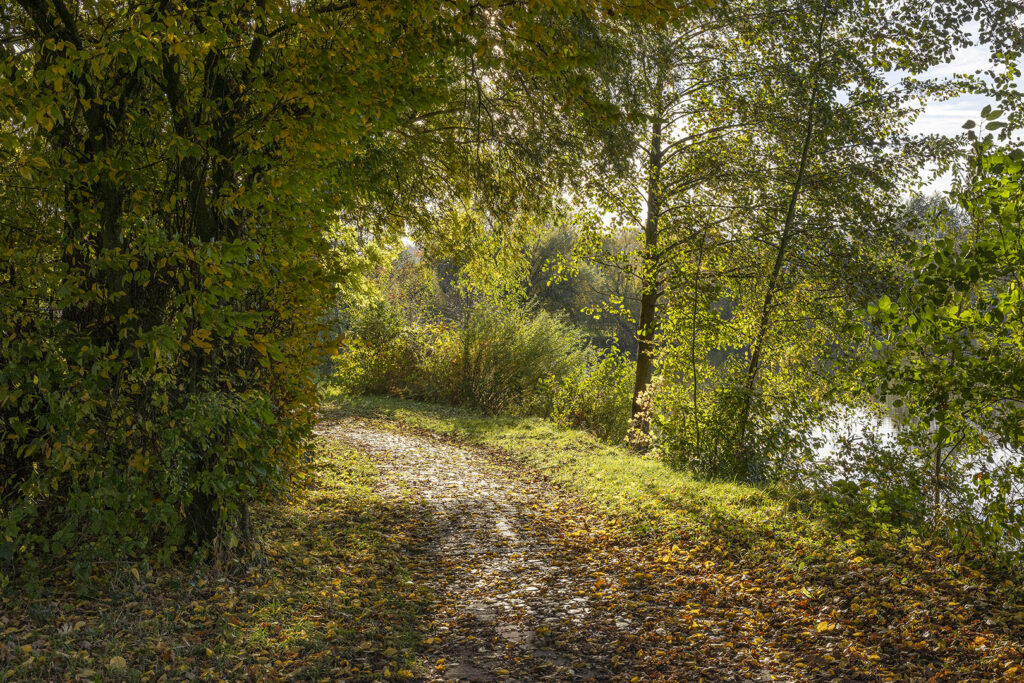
[906,31,1015,194]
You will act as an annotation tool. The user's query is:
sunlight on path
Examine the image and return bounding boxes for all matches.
[314,412,1024,682]
[329,420,622,682]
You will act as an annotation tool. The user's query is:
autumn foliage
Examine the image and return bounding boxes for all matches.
[1,0,676,572]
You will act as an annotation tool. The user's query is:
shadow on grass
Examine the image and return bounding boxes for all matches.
[0,437,433,682]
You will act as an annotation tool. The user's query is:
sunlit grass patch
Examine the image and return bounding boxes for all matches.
[331,395,1023,582]
[330,395,1024,679]
[330,396,830,557]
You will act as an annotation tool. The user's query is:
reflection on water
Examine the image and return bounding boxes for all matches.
[813,409,898,458]
[814,405,1015,466]
[805,404,1021,555]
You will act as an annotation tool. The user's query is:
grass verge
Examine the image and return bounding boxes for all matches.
[1,434,430,682]
[331,396,1024,612]
[329,395,911,567]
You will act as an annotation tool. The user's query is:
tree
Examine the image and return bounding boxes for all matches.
[654,0,951,479]
[563,0,939,471]
[0,0,683,568]
[865,123,1024,551]
[566,13,746,435]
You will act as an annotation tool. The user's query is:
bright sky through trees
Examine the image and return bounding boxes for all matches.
[910,22,1023,191]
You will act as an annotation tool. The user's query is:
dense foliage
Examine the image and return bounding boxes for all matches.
[1,0,662,573]
[864,125,1024,555]
[333,294,588,415]
[4,0,1023,579]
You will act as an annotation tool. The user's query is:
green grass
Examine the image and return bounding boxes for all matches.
[1,436,431,682]
[326,394,1024,681]
[329,395,1021,585]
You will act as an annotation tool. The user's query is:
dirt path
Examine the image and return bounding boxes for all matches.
[318,417,656,683]
[314,413,1024,683]
[5,411,1018,681]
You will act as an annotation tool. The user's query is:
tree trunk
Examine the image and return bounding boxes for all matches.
[733,87,818,478]
[631,114,663,432]
[690,227,708,449]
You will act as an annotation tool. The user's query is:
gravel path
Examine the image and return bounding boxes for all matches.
[318,417,638,682]
[310,413,1024,683]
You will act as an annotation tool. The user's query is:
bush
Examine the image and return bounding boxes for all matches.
[422,303,588,413]
[333,299,589,415]
[331,300,430,397]
[812,424,930,529]
[544,349,634,443]
[1,235,336,574]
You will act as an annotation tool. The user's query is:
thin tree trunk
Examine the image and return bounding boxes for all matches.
[690,227,707,450]
[631,114,663,432]
[733,87,818,476]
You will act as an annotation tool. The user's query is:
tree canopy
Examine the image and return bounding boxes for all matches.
[3,0,1023,575]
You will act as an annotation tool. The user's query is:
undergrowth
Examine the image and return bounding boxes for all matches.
[1,436,431,681]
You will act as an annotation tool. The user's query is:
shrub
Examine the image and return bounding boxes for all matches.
[812,424,931,529]
[1,235,335,574]
[334,299,589,415]
[544,348,634,443]
[332,300,431,397]
[422,303,588,413]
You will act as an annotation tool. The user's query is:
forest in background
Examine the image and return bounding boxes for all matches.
[2,0,1023,584]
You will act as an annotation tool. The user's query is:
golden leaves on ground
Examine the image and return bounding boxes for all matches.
[1,438,430,681]
[4,412,1023,681]
[334,407,1024,682]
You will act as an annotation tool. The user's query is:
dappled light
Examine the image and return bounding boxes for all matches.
[3,0,1023,680]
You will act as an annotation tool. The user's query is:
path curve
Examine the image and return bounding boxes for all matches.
[318,417,645,682]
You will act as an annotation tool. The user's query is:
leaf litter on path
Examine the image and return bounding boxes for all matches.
[4,411,1022,682]
[330,414,1024,682]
